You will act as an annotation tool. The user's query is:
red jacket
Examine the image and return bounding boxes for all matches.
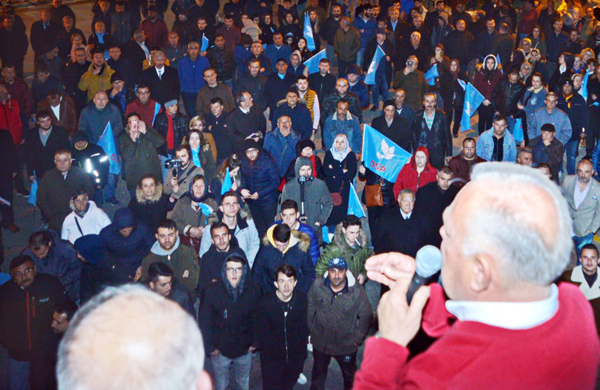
[126,98,162,128]
[393,146,438,200]
[0,99,22,144]
[354,283,600,389]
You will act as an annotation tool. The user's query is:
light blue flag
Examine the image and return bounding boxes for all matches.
[152,102,161,127]
[303,49,327,74]
[496,53,503,74]
[322,227,331,244]
[513,117,524,144]
[424,64,439,86]
[97,122,121,175]
[362,124,411,182]
[457,78,466,91]
[582,69,590,100]
[221,167,233,194]
[347,182,365,218]
[304,15,316,51]
[28,171,38,206]
[364,46,386,85]
[460,82,485,132]
[201,35,209,52]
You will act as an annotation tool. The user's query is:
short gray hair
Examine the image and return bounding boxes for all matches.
[462,163,572,285]
[57,285,205,390]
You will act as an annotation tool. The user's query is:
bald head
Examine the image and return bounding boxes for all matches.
[57,285,211,390]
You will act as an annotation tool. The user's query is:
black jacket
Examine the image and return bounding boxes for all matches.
[0,274,70,361]
[372,207,428,257]
[30,20,61,58]
[371,114,411,152]
[308,72,336,102]
[142,66,181,105]
[226,106,267,154]
[410,109,452,169]
[493,78,526,117]
[234,74,267,111]
[413,181,459,247]
[362,38,394,84]
[123,39,148,84]
[26,125,70,179]
[256,291,308,361]
[71,141,110,189]
[442,30,475,68]
[207,46,236,81]
[198,238,247,298]
[154,111,189,156]
[264,72,298,114]
[128,186,175,232]
[440,71,468,111]
[199,259,261,359]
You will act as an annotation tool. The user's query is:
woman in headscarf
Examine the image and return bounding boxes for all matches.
[473,54,503,134]
[440,59,468,137]
[170,174,218,252]
[324,134,357,230]
[185,122,216,182]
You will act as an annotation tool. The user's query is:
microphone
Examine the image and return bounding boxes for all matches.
[406,246,442,304]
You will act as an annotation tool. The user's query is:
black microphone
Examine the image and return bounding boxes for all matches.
[407,246,442,304]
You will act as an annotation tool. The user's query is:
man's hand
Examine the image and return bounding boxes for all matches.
[134,266,142,282]
[92,65,102,75]
[241,189,251,198]
[29,175,35,182]
[250,192,259,200]
[130,132,139,142]
[517,103,524,110]
[138,120,147,134]
[189,226,204,238]
[210,349,220,356]
[249,346,257,353]
[357,274,366,284]
[483,99,491,106]
[358,165,366,175]
[445,156,452,164]
[403,67,410,75]
[366,252,431,347]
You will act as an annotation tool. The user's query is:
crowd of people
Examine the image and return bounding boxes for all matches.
[0,0,599,388]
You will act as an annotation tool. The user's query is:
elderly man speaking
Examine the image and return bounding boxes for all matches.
[354,163,600,389]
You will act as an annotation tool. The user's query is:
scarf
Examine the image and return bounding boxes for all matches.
[330,134,351,162]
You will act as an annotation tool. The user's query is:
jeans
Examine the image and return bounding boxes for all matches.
[311,348,357,390]
[8,356,29,390]
[565,139,579,175]
[505,115,516,135]
[356,48,365,68]
[248,201,277,239]
[477,104,495,135]
[372,71,389,106]
[181,91,198,118]
[211,351,252,390]
[326,44,337,67]
[103,173,118,201]
[13,143,26,193]
[338,59,353,79]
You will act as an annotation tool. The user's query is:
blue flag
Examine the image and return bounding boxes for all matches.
[347,182,365,218]
[221,167,233,194]
[460,83,485,132]
[303,49,327,74]
[424,64,439,86]
[582,69,590,100]
[28,171,38,206]
[364,46,386,85]
[304,15,316,51]
[152,102,161,127]
[322,227,331,244]
[496,53,503,74]
[97,122,121,175]
[201,35,209,52]
[362,124,411,182]
[513,117,524,144]
[457,79,466,90]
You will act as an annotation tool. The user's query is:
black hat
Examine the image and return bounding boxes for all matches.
[243,139,259,152]
[383,99,396,109]
[72,131,89,143]
[110,71,125,83]
[286,87,299,96]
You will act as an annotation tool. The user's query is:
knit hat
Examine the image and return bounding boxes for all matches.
[383,99,396,109]
[74,235,104,265]
[243,139,259,152]
[328,257,348,270]
[346,63,362,76]
[110,72,125,83]
[164,99,178,108]
[72,131,89,144]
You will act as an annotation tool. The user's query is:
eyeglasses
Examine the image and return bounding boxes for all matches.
[226,267,243,274]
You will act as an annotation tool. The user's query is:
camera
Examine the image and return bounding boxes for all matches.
[407,61,414,67]
[164,158,183,170]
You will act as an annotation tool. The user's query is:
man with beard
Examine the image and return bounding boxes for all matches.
[448,138,487,187]
[147,262,195,318]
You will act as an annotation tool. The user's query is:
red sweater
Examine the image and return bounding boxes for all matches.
[393,147,438,199]
[354,283,600,390]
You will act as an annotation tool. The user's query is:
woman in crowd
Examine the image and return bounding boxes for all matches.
[440,59,467,137]
[284,139,324,183]
[128,174,175,232]
[324,134,357,231]
[528,25,546,59]
[185,124,216,183]
[210,155,242,204]
[473,54,503,134]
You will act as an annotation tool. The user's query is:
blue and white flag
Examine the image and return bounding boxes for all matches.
[582,69,591,100]
[200,35,209,52]
[303,49,327,74]
[496,53,503,74]
[364,46,386,85]
[513,117,524,144]
[457,78,466,91]
[221,167,233,194]
[152,102,161,127]
[347,182,365,218]
[28,171,38,206]
[460,82,485,132]
[362,124,411,182]
[97,122,121,175]
[424,64,439,86]
[304,15,316,51]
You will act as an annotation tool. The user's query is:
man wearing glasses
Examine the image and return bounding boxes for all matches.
[199,254,260,390]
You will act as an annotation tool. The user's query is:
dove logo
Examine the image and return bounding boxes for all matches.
[376,139,395,160]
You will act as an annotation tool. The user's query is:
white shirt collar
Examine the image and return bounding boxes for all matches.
[446,284,559,330]
[400,209,411,219]
[240,106,250,114]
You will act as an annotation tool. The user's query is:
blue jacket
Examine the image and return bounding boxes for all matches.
[234,44,253,77]
[99,207,155,278]
[240,149,280,205]
[353,16,376,49]
[272,100,313,140]
[274,220,320,265]
[263,127,300,178]
[557,92,589,142]
[289,63,307,78]
[348,78,370,108]
[178,55,210,93]
[476,129,517,162]
[265,44,292,69]
[323,112,362,152]
[397,104,415,125]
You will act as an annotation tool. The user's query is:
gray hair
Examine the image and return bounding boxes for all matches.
[57,285,205,390]
[187,41,199,50]
[462,163,572,285]
[398,188,415,201]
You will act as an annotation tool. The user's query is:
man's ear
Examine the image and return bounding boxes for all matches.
[470,254,493,293]
[219,205,224,213]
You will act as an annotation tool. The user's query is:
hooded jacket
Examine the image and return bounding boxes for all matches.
[199,256,261,359]
[253,225,316,294]
[61,200,112,244]
[473,54,503,100]
[100,207,154,278]
[315,223,372,280]
[199,208,261,267]
[240,146,280,206]
[198,236,247,297]
[393,146,438,199]
[284,140,324,183]
[127,183,175,232]
[279,157,333,237]
[307,273,373,356]
[21,230,81,303]
[141,235,200,294]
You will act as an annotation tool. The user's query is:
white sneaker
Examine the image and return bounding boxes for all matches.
[297,373,308,385]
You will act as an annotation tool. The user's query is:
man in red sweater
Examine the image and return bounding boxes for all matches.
[354,162,600,389]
